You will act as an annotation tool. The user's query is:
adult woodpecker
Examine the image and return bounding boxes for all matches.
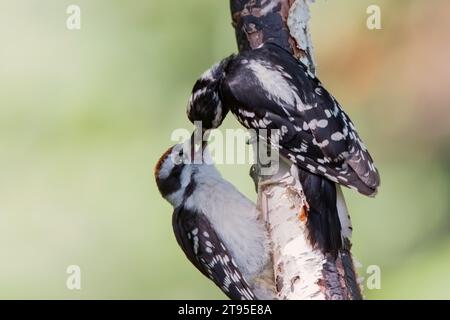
[187,42,380,254]
[155,144,276,300]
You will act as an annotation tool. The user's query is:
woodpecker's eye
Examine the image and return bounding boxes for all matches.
[167,145,185,165]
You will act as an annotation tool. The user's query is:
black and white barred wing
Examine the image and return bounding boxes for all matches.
[172,207,256,300]
[221,43,380,196]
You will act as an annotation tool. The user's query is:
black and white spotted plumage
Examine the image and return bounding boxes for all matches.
[155,145,275,300]
[188,43,380,196]
[173,207,255,300]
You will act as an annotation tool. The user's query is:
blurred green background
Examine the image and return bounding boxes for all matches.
[0,0,449,299]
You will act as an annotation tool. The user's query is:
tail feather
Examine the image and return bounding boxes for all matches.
[298,168,342,256]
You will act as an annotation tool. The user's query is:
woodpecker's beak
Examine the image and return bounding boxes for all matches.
[190,128,208,163]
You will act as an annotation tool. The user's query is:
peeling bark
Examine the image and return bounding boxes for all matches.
[230,0,362,300]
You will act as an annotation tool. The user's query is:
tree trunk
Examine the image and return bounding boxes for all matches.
[230,0,363,300]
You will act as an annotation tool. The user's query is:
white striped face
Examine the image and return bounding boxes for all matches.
[155,145,192,208]
[187,56,235,129]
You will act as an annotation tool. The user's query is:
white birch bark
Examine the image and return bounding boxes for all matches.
[230,0,362,300]
[258,158,328,299]
[256,0,358,300]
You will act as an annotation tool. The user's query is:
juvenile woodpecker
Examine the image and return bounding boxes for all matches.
[187,42,380,254]
[155,144,276,300]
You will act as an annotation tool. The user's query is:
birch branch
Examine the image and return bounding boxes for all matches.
[230,0,362,300]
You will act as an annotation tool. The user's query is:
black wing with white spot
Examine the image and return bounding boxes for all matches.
[221,43,380,196]
[172,206,256,300]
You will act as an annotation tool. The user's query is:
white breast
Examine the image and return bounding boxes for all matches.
[184,165,269,279]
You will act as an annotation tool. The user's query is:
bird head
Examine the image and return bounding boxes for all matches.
[154,141,215,208]
[155,144,191,208]
[187,54,235,131]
